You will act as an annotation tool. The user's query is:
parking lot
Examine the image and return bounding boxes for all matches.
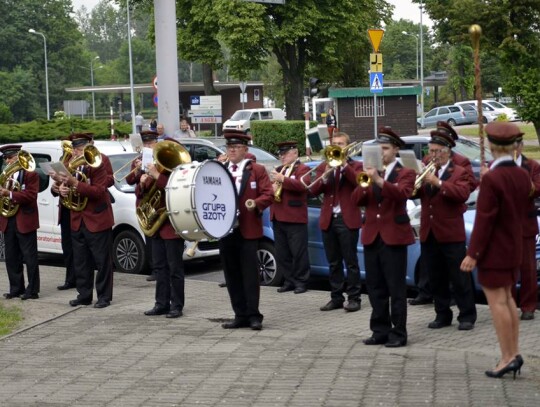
[1,264,539,406]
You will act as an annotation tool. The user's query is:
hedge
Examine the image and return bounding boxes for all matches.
[251,120,318,156]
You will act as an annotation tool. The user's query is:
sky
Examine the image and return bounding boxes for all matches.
[71,0,432,26]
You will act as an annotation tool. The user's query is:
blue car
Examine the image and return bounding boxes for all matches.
[258,162,540,294]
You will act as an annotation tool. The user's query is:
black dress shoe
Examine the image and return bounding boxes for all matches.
[428,320,452,329]
[294,287,307,294]
[521,311,534,321]
[277,285,294,293]
[144,307,169,316]
[408,296,432,305]
[166,309,183,318]
[94,301,110,309]
[57,283,75,291]
[146,274,156,282]
[250,320,263,330]
[222,319,249,329]
[21,293,39,300]
[363,337,387,345]
[458,321,474,331]
[3,293,21,299]
[320,300,344,311]
[69,298,92,306]
[344,299,361,312]
[385,339,407,348]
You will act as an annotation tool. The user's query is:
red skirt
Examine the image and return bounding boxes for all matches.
[478,267,519,288]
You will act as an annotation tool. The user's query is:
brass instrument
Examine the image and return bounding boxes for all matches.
[61,145,102,212]
[274,159,298,202]
[113,154,142,182]
[412,160,437,196]
[469,24,485,163]
[0,150,36,217]
[136,140,191,237]
[61,140,72,162]
[356,172,371,188]
[300,141,363,189]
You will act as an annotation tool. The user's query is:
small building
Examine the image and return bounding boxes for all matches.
[329,86,421,141]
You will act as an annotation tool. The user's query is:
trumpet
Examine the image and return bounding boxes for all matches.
[300,141,362,189]
[412,160,437,196]
[274,159,298,202]
[356,172,371,188]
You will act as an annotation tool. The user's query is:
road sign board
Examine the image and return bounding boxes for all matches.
[190,95,200,105]
[370,53,383,73]
[367,29,384,53]
[369,73,383,93]
[153,93,158,106]
[190,95,221,110]
[239,81,247,93]
[152,76,158,90]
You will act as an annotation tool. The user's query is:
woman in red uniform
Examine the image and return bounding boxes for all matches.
[461,122,531,379]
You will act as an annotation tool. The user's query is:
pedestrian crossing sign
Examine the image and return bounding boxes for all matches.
[370,72,383,93]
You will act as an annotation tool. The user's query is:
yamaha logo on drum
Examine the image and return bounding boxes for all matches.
[202,175,222,185]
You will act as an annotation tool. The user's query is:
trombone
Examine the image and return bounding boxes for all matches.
[300,141,363,189]
[113,154,143,182]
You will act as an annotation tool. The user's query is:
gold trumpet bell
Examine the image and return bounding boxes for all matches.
[153,140,192,173]
[356,172,371,188]
[323,145,344,167]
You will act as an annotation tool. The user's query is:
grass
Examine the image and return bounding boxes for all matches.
[0,303,23,336]
[459,123,540,159]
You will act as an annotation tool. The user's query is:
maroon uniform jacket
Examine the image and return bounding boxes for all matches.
[309,160,363,231]
[147,171,179,240]
[270,162,310,224]
[467,162,530,270]
[101,153,115,188]
[0,171,39,234]
[126,160,146,206]
[353,162,415,246]
[423,151,477,192]
[520,155,540,238]
[236,161,274,239]
[70,163,114,233]
[417,162,469,243]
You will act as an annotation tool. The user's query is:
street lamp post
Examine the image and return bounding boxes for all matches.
[401,31,419,80]
[28,28,50,120]
[90,56,100,120]
[419,0,425,128]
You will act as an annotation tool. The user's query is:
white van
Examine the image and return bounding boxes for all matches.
[222,108,286,134]
[0,140,220,273]
[455,99,520,122]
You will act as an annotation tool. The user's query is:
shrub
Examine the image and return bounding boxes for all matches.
[251,120,318,156]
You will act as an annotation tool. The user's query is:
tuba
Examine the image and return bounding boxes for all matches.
[136,140,191,237]
[61,140,73,162]
[0,150,36,217]
[61,144,102,212]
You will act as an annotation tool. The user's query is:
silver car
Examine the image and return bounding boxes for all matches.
[419,104,477,128]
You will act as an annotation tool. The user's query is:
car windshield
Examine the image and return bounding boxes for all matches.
[454,138,493,162]
[230,110,251,120]
[248,146,278,162]
[109,153,139,193]
[487,101,506,109]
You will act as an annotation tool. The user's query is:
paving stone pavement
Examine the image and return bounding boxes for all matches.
[1,266,539,407]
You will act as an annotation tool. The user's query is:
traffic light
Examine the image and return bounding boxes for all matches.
[309,77,320,97]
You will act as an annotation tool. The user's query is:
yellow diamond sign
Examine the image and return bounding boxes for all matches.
[368,29,385,53]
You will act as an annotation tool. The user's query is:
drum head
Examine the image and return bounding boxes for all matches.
[193,160,237,239]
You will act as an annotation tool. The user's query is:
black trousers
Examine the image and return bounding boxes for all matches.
[364,235,408,343]
[71,222,113,303]
[4,217,40,296]
[273,220,310,289]
[60,206,75,286]
[321,215,361,303]
[422,233,476,323]
[415,252,432,299]
[151,236,185,311]
[219,229,262,323]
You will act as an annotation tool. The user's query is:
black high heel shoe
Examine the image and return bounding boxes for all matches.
[485,357,522,379]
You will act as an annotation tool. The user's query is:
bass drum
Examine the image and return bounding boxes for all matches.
[166,160,237,241]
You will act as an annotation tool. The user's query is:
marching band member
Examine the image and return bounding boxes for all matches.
[416,129,477,331]
[126,130,159,282]
[513,135,540,321]
[57,133,114,308]
[309,132,363,312]
[0,144,40,300]
[409,121,478,306]
[220,130,273,330]
[353,127,415,348]
[270,141,311,294]
[461,122,530,378]
[143,137,186,319]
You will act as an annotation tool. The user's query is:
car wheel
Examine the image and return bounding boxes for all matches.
[447,119,457,126]
[258,240,282,286]
[482,116,488,124]
[112,229,147,274]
